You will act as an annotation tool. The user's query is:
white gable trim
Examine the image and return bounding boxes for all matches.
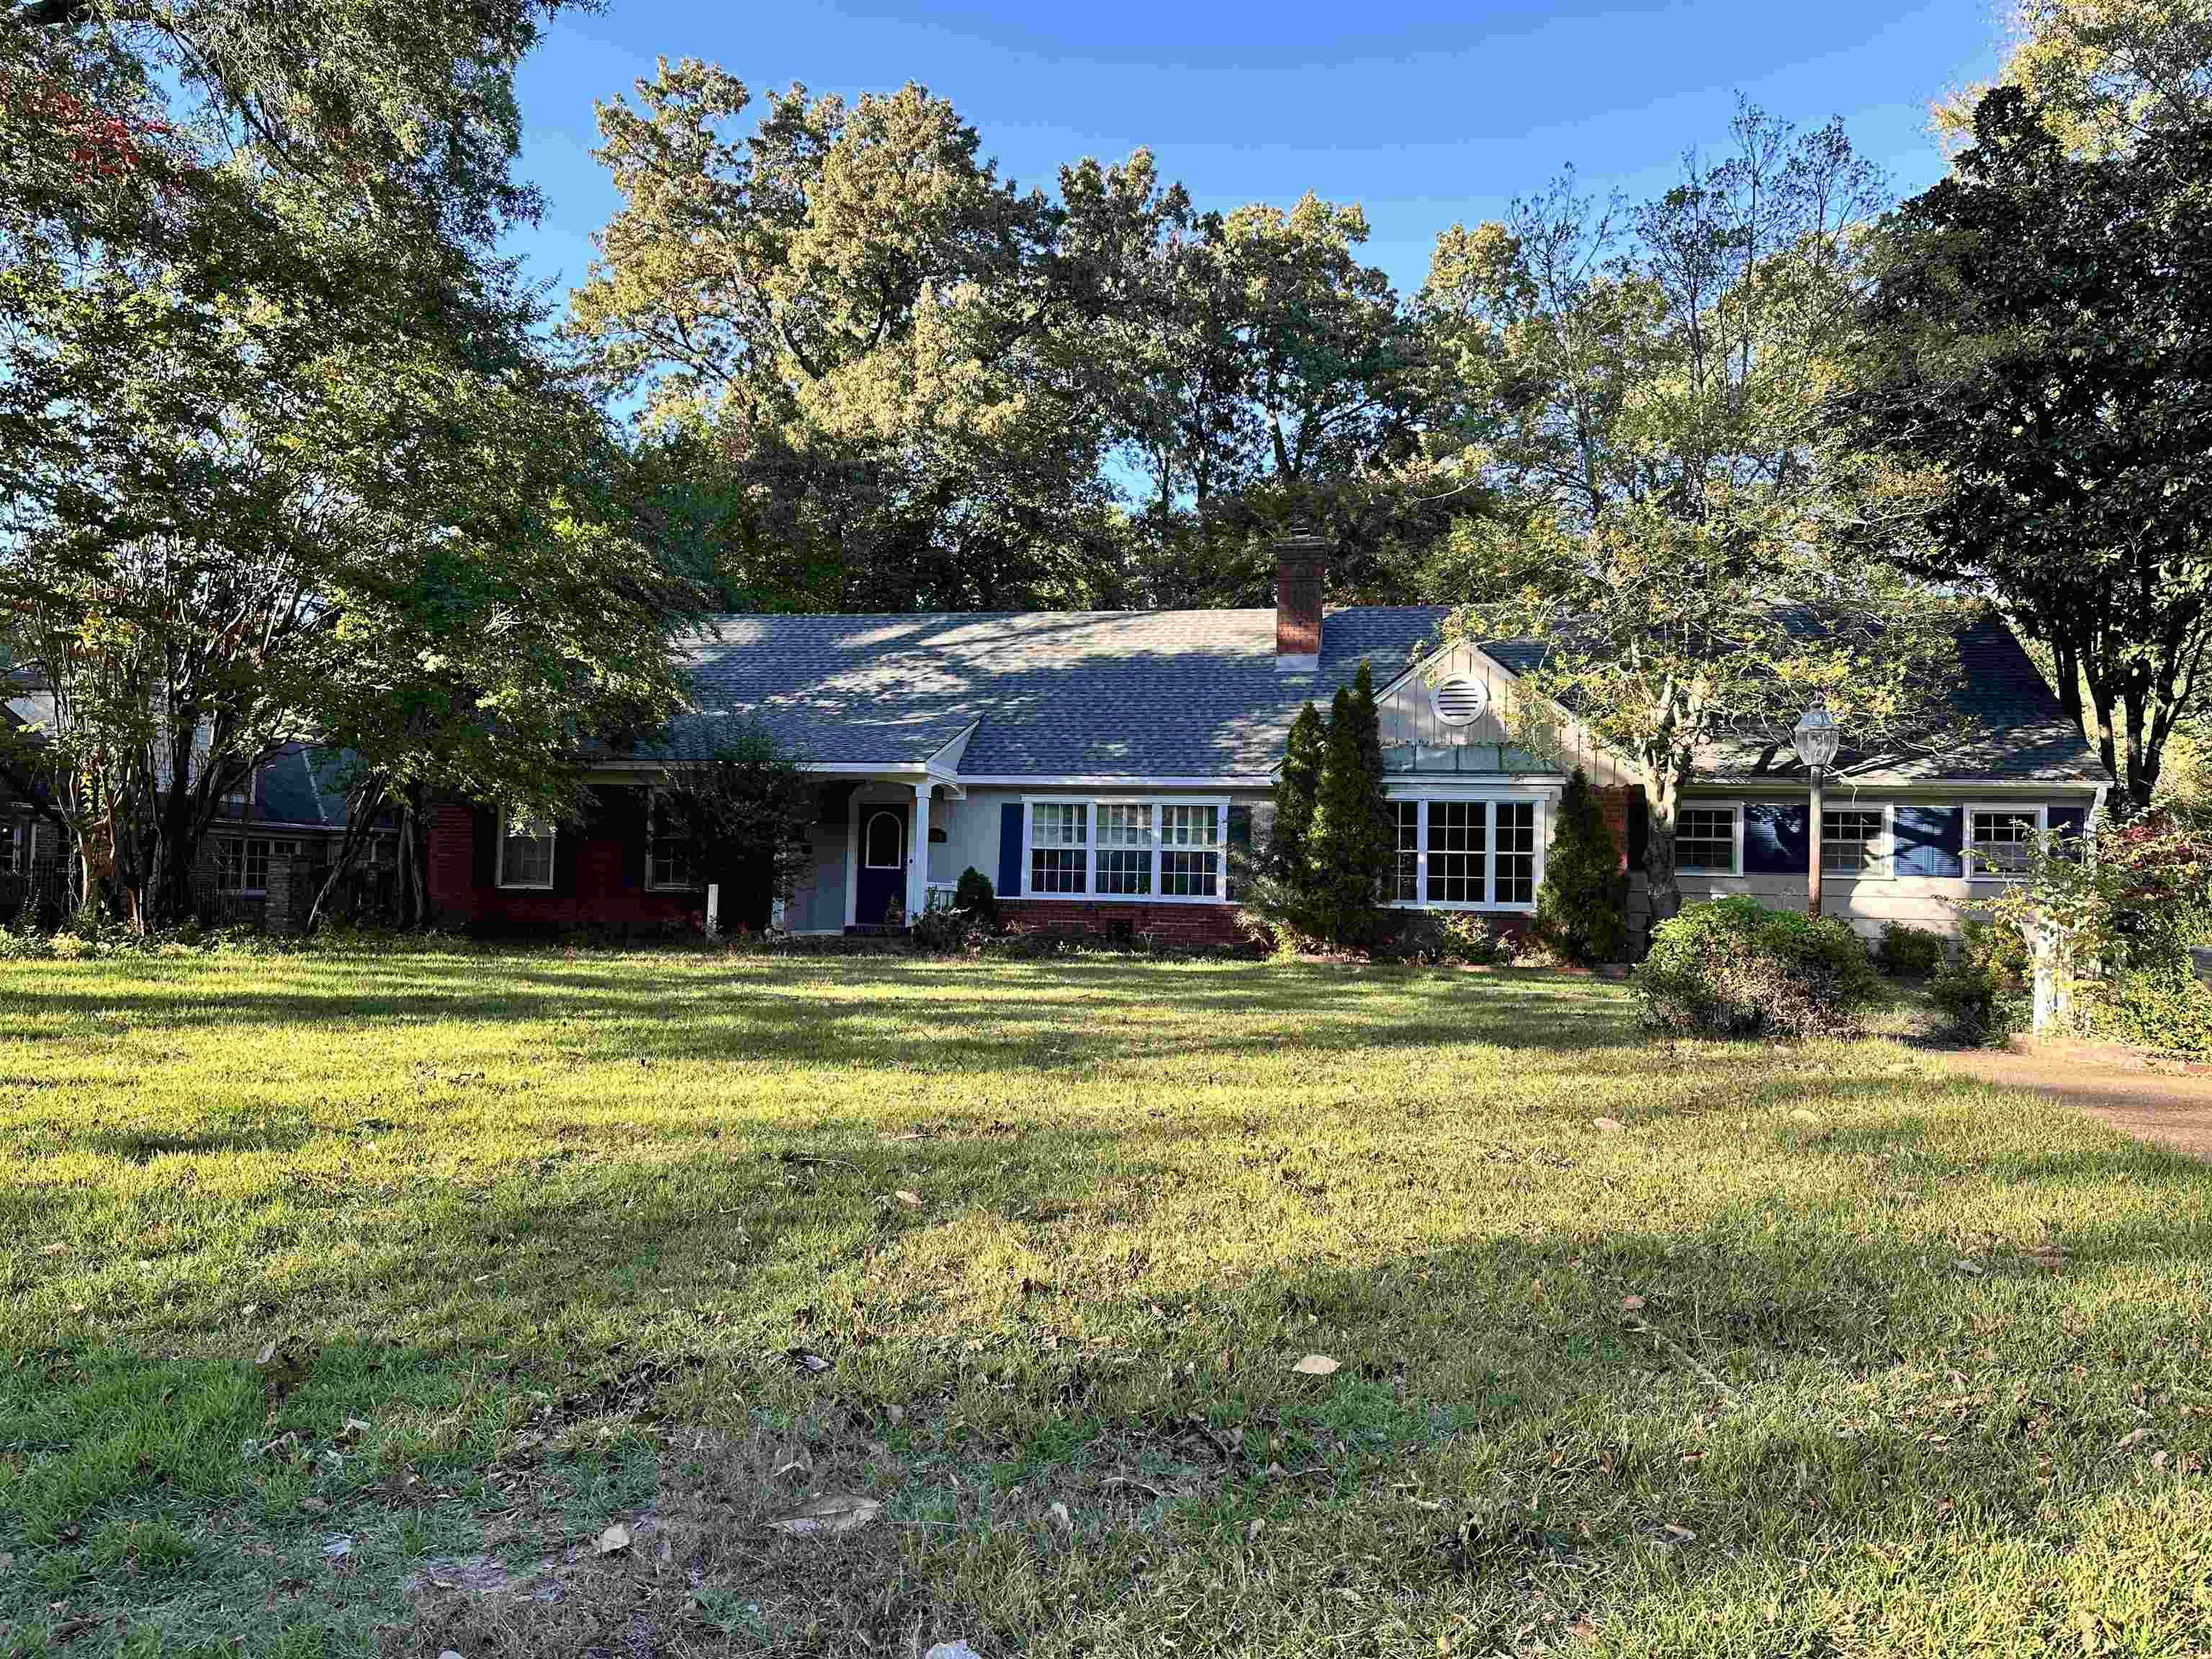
[1367,639,1637,788]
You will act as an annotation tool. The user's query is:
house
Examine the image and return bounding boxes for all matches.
[423,531,2108,944]
[1,676,362,924]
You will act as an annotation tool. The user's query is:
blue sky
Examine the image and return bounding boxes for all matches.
[507,0,2010,305]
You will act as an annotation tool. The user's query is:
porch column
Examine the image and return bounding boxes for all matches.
[907,783,931,922]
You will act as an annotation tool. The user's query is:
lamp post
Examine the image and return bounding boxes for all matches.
[1792,698,1842,917]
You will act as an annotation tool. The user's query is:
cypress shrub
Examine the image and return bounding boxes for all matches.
[1532,768,1628,963]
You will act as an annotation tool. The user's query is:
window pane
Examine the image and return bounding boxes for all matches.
[502,817,555,887]
[1426,800,1486,904]
[1031,803,1087,848]
[1161,849,1218,896]
[1393,801,1420,902]
[1099,848,1151,894]
[1097,804,1151,846]
[1030,848,1085,894]
[1970,809,2037,873]
[1160,804,1218,846]
[863,810,903,869]
[1822,809,1883,876]
[649,796,696,888]
[1678,806,1735,873]
[1496,801,1537,906]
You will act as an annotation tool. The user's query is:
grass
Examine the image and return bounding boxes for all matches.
[1,944,2210,1657]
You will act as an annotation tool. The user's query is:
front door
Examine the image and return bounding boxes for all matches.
[854,804,909,928]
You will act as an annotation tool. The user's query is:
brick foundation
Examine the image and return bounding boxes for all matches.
[1000,897,1251,950]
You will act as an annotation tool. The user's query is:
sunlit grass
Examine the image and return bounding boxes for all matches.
[2,946,2209,1656]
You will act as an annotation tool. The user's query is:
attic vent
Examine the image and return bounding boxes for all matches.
[1431,675,1489,727]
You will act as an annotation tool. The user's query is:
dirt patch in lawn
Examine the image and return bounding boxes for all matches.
[1945,1038,2212,1160]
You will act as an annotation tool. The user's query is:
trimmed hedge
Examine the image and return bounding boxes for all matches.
[1633,894,1879,1040]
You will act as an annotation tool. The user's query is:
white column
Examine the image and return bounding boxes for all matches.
[907,783,932,922]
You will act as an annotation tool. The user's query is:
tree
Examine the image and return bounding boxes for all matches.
[1303,678,1394,945]
[1421,102,1959,923]
[1840,86,2212,809]
[654,720,817,932]
[1936,0,2212,158]
[1533,768,1628,963]
[1267,701,1326,883]
[568,63,1121,613]
[0,0,693,927]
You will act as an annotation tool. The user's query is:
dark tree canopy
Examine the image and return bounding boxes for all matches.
[1842,84,2212,808]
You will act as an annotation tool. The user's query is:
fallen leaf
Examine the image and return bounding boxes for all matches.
[2116,1427,2152,1451]
[1953,1259,1984,1276]
[885,1403,905,1426]
[297,1498,329,1515]
[1619,1295,1645,1312]
[595,1522,631,1555]
[321,1534,352,1560]
[1247,1517,1264,1540]
[256,1341,278,1366]
[1048,1501,1071,1532]
[1663,1523,1696,1541]
[1789,1107,1821,1125]
[766,1493,883,1537]
[922,1642,983,1659]
[787,1348,833,1374]
[1591,1117,1624,1132]
[895,1190,924,1208]
[773,1457,809,1479]
[336,1418,371,1446]
[39,1242,66,1255]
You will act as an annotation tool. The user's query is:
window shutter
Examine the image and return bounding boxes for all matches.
[2049,804,2089,860]
[612,786,646,889]
[1742,801,1807,874]
[1892,805,1963,878]
[998,802,1023,899]
[552,811,577,894]
[1226,804,1253,901]
[472,802,498,891]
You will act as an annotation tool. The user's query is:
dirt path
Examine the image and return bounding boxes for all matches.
[1944,1040,2212,1161]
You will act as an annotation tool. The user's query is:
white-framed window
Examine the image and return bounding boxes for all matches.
[497,809,557,890]
[1821,806,1888,878]
[1385,793,1550,912]
[1676,803,1742,876]
[863,808,907,872]
[1020,797,1228,902]
[217,837,293,896]
[645,789,698,890]
[1966,804,2044,878]
[1,814,21,875]
[1392,800,1421,902]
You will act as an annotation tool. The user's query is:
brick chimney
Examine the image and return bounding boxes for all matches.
[1274,527,1328,673]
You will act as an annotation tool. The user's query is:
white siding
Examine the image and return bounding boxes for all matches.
[1373,642,1633,785]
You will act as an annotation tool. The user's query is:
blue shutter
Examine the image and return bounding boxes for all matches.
[1893,805,1964,877]
[1742,801,1807,874]
[2049,804,2089,860]
[998,801,1023,898]
[1226,804,1253,901]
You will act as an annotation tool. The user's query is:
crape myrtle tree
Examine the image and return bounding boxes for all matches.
[652,719,817,934]
[1420,100,1964,925]
[1840,85,2212,811]
[0,0,698,927]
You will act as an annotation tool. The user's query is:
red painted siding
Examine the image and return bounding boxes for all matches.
[426,790,707,936]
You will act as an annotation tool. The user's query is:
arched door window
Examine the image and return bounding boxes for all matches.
[863,810,904,869]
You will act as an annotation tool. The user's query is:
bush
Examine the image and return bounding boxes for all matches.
[1387,909,1520,966]
[1874,921,1946,977]
[1927,955,2022,1046]
[2090,962,2212,1053]
[1632,894,1879,1040]
[953,867,1000,930]
[1533,768,1627,963]
[909,901,988,955]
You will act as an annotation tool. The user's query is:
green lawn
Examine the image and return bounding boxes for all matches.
[3,947,2210,1658]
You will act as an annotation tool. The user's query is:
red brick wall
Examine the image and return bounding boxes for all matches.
[1593,785,1638,873]
[1001,897,1251,949]
[427,799,477,929]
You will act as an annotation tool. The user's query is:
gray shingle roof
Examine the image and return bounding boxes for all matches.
[1484,611,2105,785]
[673,605,2105,785]
[678,608,1452,776]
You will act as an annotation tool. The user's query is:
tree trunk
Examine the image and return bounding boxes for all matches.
[1642,765,1682,937]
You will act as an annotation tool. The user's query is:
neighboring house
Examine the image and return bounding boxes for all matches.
[425,533,2109,943]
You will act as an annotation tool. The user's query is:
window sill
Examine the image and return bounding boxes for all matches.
[495,881,554,892]
[1387,900,1537,915]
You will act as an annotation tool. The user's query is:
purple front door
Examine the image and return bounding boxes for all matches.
[854,804,909,927]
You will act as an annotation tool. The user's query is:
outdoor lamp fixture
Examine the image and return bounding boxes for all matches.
[1791,696,1843,917]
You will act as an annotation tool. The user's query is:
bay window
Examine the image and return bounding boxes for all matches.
[1022,798,1224,901]
[1387,794,1550,912]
